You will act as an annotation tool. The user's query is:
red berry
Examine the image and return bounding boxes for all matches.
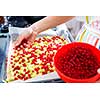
[23,63,27,67]
[23,69,26,72]
[14,77,18,80]
[25,70,30,74]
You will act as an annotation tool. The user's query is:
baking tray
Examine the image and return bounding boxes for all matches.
[1,25,74,83]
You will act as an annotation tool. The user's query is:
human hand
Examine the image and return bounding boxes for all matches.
[13,27,38,47]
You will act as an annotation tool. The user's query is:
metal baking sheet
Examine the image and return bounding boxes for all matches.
[2,26,74,83]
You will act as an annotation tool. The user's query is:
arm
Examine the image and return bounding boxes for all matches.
[30,16,74,34]
[14,16,74,47]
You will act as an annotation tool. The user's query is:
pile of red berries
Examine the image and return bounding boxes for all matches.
[6,36,68,82]
[55,43,100,79]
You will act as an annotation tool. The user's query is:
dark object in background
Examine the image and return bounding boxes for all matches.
[8,16,45,27]
[8,16,28,27]
[24,16,45,24]
[0,16,45,33]
[0,25,9,33]
[0,16,4,24]
[0,16,9,33]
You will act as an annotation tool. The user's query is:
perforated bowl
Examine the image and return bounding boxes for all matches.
[54,42,100,83]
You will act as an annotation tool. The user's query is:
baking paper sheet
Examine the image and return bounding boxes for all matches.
[2,25,74,83]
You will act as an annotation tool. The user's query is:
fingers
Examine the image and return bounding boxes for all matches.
[13,28,38,48]
[13,33,25,47]
[13,28,31,47]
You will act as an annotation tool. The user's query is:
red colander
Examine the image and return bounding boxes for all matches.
[54,42,100,83]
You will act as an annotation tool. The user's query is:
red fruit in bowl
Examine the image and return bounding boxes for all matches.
[54,42,100,83]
